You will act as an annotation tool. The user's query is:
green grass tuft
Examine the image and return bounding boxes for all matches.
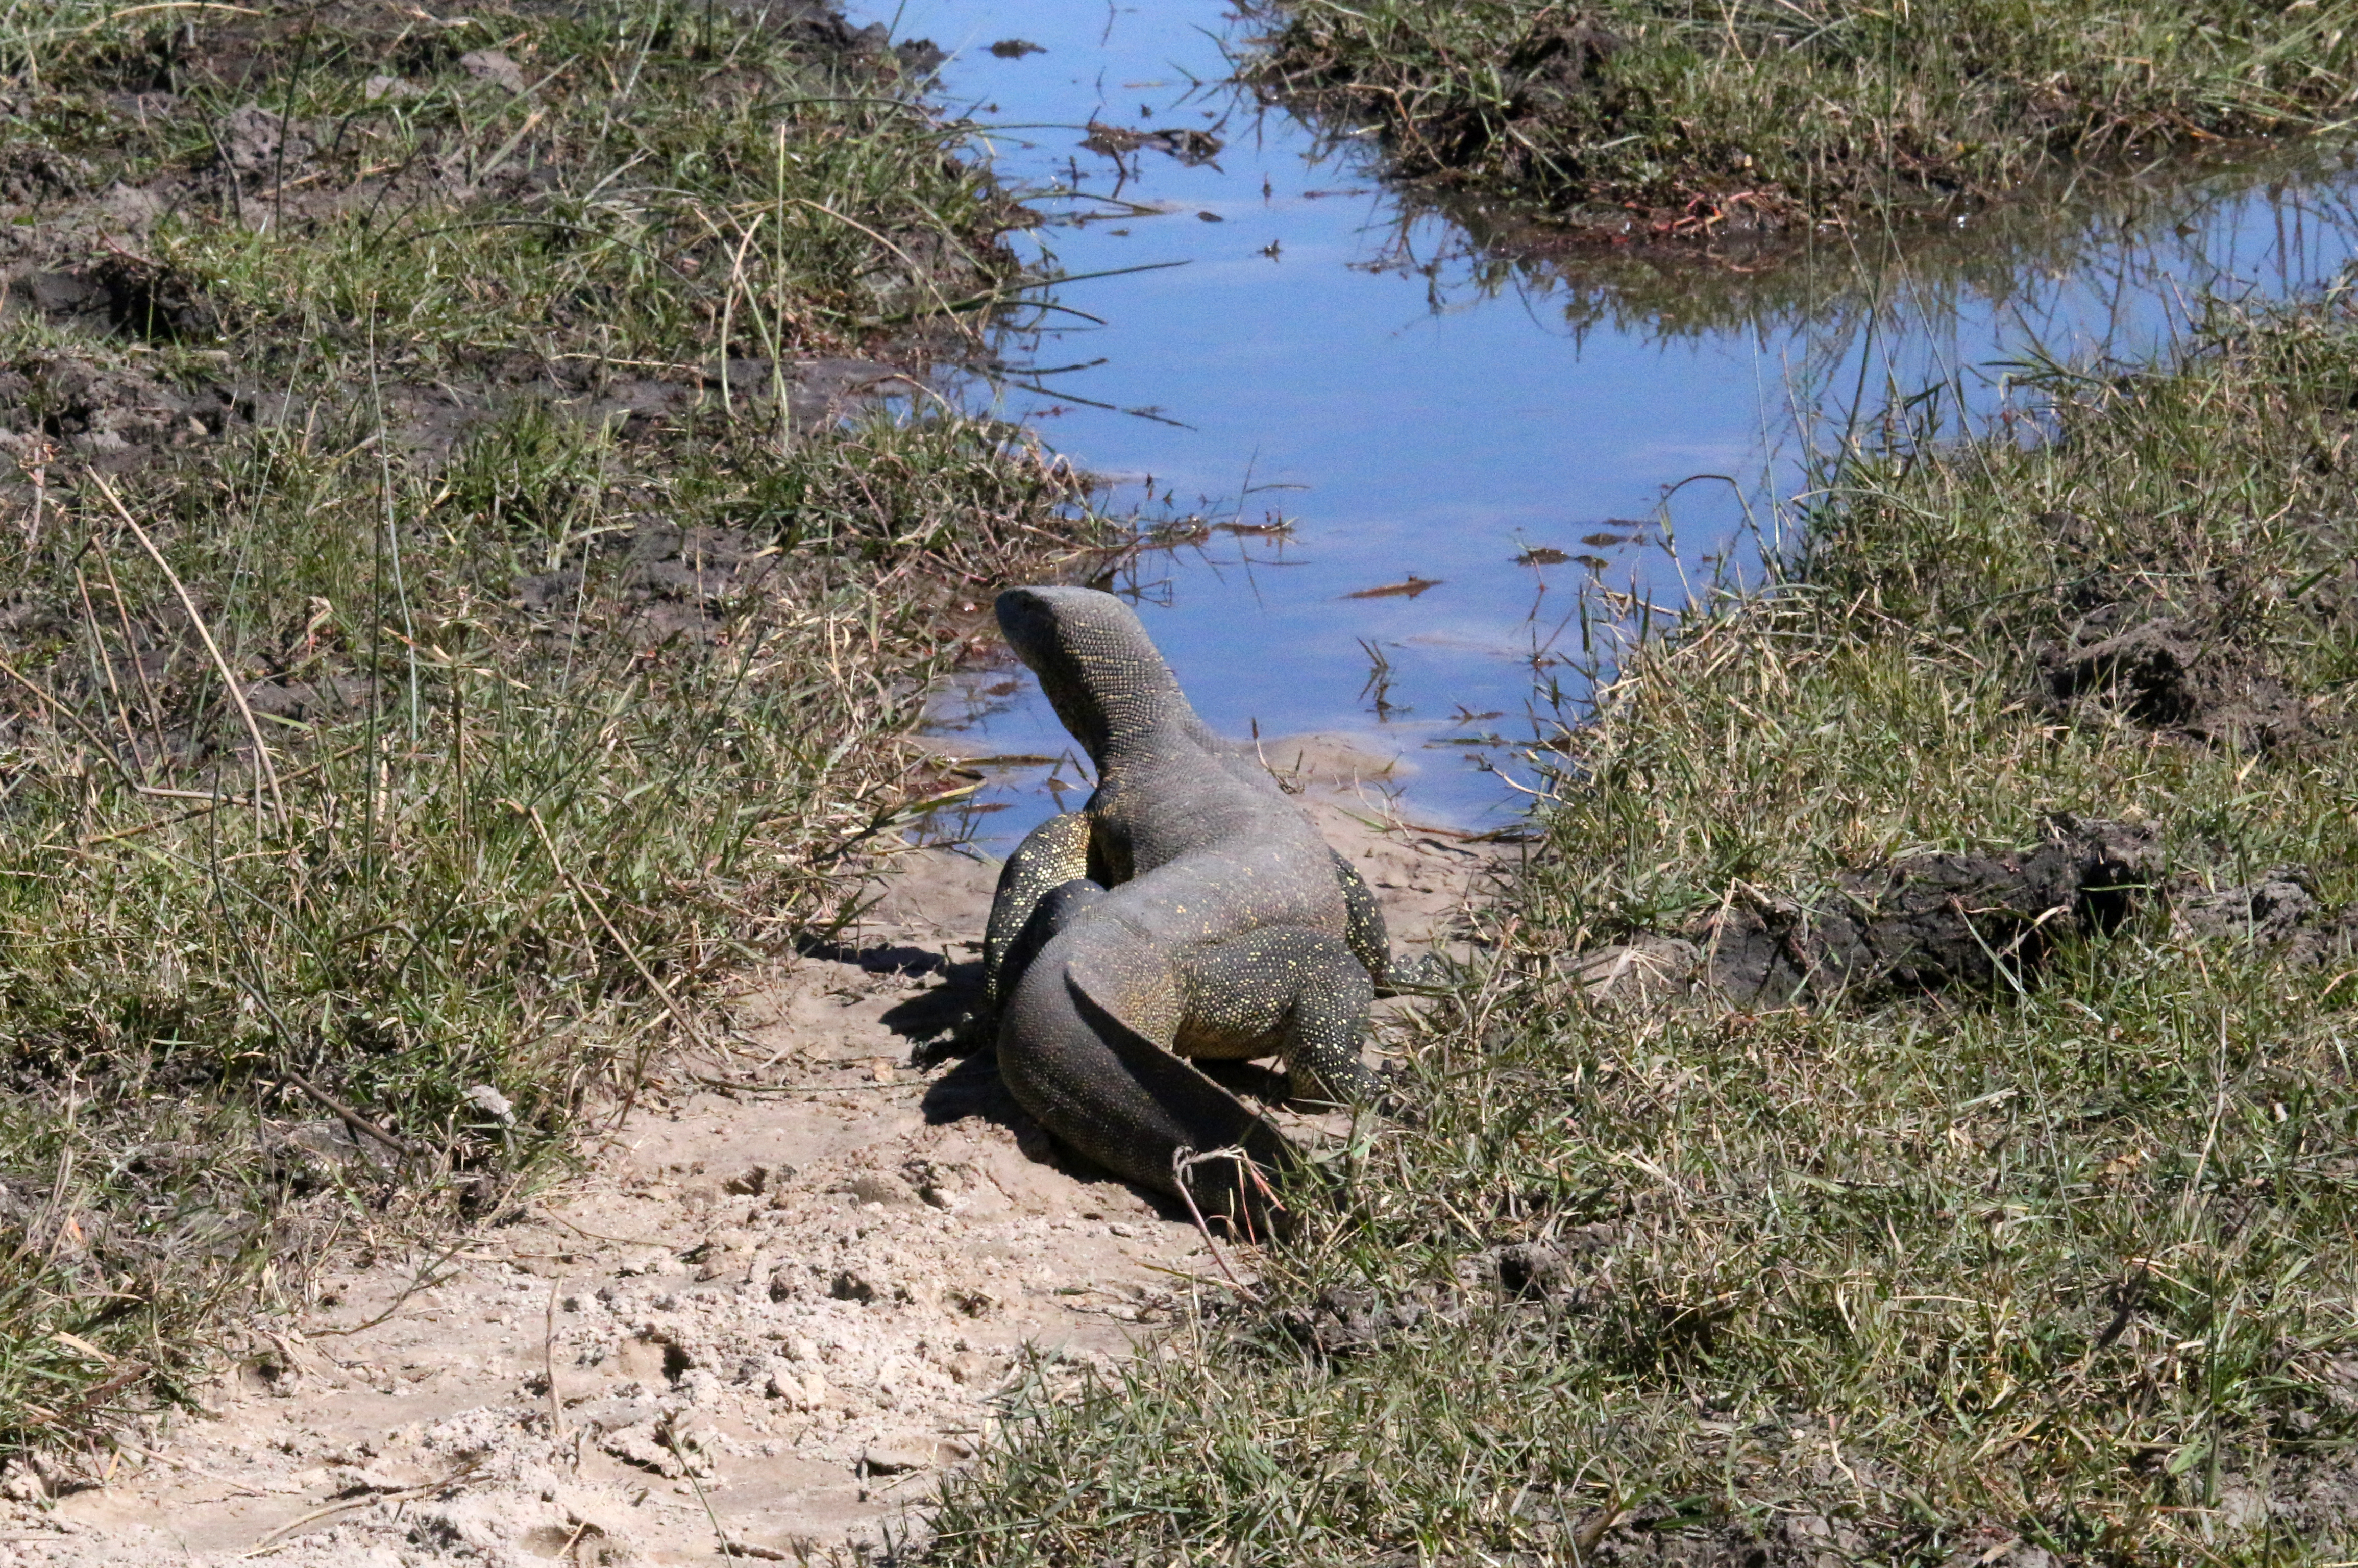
[1249,0,2358,236]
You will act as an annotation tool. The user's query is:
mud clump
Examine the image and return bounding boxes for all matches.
[0,143,92,207]
[211,104,315,182]
[1501,18,1625,118]
[1484,1224,1619,1303]
[2033,509,2346,752]
[2172,865,2358,969]
[2041,610,2316,750]
[0,352,246,463]
[241,672,373,726]
[1276,1285,1432,1357]
[1577,816,2159,1007]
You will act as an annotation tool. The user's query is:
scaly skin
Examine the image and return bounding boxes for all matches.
[982,587,1389,1229]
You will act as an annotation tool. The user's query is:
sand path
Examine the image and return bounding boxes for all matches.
[3,740,1501,1566]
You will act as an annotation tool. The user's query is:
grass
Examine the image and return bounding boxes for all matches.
[919,286,2358,1563]
[0,1,1109,1457]
[1246,0,2358,237]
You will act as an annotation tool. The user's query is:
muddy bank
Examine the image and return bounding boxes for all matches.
[0,0,991,478]
[1576,817,2358,1009]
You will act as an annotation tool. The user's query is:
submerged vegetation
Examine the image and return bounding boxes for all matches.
[0,0,1103,1451]
[1250,0,2358,237]
[923,285,2358,1561]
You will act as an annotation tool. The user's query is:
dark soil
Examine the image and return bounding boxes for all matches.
[2041,599,2322,751]
[2172,865,2358,969]
[2033,509,2352,752]
[1578,816,2162,1007]
[0,347,248,468]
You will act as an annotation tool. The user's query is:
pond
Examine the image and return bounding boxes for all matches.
[862,0,2358,850]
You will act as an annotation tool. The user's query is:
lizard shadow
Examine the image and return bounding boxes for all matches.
[794,934,988,1045]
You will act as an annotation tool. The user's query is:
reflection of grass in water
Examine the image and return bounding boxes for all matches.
[1245,0,2358,235]
[0,0,1113,1458]
[926,286,2358,1568]
[1343,138,2358,606]
[1360,140,2358,351]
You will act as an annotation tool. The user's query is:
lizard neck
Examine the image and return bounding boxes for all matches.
[999,586,1219,775]
[1050,648,1202,774]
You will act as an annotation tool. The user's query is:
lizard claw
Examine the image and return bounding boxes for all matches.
[912,1006,997,1068]
[1375,951,1454,997]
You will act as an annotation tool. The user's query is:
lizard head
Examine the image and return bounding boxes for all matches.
[996,586,1194,765]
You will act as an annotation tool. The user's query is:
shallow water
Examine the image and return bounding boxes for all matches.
[863,0,2358,849]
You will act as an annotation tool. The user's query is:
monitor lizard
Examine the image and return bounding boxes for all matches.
[977,586,1391,1230]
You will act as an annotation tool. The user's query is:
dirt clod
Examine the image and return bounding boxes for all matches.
[2034,522,2343,752]
[2172,865,2358,968]
[456,50,528,94]
[0,351,243,463]
[214,105,312,178]
[1579,816,2159,1007]
[859,1440,930,1475]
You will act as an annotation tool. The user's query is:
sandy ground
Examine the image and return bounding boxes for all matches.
[0,738,1503,1566]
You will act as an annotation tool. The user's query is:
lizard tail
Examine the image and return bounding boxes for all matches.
[997,926,1296,1236]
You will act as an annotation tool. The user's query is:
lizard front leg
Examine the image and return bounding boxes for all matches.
[981,811,1096,1012]
[1329,846,1392,989]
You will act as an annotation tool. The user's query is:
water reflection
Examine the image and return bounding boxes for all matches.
[1367,141,2358,348]
[864,0,2358,851]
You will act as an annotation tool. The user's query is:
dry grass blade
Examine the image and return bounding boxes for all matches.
[239,1460,483,1556]
[90,472,287,829]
